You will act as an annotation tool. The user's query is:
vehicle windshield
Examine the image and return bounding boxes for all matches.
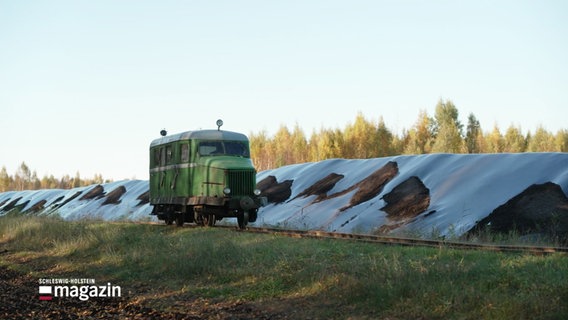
[198,141,250,157]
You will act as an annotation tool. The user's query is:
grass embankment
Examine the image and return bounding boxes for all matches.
[1,215,567,319]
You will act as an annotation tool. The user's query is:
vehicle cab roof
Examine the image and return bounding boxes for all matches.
[150,129,249,147]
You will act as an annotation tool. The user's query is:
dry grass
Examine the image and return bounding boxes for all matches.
[1,214,567,319]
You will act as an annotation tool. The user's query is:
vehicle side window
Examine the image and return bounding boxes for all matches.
[160,147,166,166]
[181,144,190,162]
[153,148,160,168]
[166,145,174,164]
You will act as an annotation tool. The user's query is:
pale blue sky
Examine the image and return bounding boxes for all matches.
[1,0,567,180]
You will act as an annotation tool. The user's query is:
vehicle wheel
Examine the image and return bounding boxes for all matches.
[237,212,249,229]
[203,214,216,227]
[194,211,204,226]
[175,214,184,227]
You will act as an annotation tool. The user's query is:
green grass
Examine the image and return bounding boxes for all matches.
[1,215,568,319]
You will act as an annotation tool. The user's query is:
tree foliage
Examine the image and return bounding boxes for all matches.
[3,100,566,191]
[503,125,526,153]
[431,99,464,153]
[527,125,556,152]
[465,113,482,153]
[249,101,568,171]
[0,162,110,192]
[404,110,434,155]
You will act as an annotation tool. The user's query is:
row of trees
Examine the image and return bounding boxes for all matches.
[250,99,568,171]
[0,162,111,192]
[2,99,566,191]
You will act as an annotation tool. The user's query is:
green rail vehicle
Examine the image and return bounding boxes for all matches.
[149,120,266,229]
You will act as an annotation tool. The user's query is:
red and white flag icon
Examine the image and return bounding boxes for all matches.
[39,286,52,301]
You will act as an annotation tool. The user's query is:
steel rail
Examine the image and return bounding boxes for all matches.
[141,223,568,255]
[220,225,568,255]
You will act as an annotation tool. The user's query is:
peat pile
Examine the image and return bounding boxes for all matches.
[291,161,400,211]
[258,160,433,232]
[292,173,344,203]
[377,176,431,233]
[257,176,293,204]
[1,154,568,238]
[255,154,568,236]
[339,161,399,212]
[467,182,568,241]
[0,180,151,221]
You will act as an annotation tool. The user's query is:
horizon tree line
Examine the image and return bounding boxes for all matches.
[250,99,568,171]
[2,99,566,191]
[0,162,111,192]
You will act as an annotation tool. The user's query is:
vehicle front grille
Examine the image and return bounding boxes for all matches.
[226,170,255,196]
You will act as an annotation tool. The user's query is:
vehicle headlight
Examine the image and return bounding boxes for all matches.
[223,187,231,195]
[254,189,261,196]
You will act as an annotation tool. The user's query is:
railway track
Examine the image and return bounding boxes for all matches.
[214,225,568,255]
[145,222,568,255]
